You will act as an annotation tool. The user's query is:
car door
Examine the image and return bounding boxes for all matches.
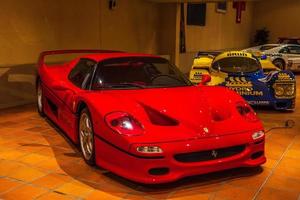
[58,58,96,139]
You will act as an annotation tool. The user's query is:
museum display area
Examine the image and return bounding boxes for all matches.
[0,0,300,199]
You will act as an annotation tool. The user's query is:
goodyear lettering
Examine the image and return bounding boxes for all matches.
[225,77,263,96]
[227,52,248,57]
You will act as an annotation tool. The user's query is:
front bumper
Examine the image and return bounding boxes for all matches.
[94,131,265,184]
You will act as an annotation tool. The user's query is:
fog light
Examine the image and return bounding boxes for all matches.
[136,146,163,154]
[252,130,265,140]
[285,85,295,96]
[274,86,284,96]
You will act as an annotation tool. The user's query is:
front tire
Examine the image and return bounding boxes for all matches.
[37,79,45,117]
[273,59,285,70]
[79,108,95,165]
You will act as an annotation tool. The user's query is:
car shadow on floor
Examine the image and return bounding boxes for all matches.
[0,64,37,109]
[34,114,265,198]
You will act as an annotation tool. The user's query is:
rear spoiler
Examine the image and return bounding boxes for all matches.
[195,51,222,58]
[38,49,122,67]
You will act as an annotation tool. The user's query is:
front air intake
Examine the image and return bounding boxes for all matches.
[174,145,246,163]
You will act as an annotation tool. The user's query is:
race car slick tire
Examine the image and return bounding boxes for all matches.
[37,79,45,117]
[272,59,285,70]
[79,108,96,166]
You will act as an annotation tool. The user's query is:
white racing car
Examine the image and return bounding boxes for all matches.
[287,57,300,72]
[244,44,300,71]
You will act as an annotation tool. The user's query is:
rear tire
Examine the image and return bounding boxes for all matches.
[79,108,95,166]
[37,79,45,117]
[273,59,285,70]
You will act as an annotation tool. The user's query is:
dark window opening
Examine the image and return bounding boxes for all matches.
[187,3,206,26]
[279,47,289,54]
[212,57,261,73]
[287,46,300,54]
[69,58,96,89]
[92,57,192,90]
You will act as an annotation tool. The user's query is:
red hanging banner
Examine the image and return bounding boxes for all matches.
[233,1,246,23]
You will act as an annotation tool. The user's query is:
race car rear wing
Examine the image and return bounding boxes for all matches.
[195,51,222,58]
[38,49,122,67]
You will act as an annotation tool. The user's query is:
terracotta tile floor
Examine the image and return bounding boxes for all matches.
[0,77,299,200]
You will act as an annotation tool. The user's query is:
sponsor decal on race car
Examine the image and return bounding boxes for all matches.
[226,52,248,57]
[192,71,202,80]
[225,77,263,96]
[248,101,270,105]
[277,72,292,81]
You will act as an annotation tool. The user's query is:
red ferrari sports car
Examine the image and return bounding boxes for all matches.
[37,50,266,184]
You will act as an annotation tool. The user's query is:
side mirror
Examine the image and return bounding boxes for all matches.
[52,81,69,91]
[261,54,267,60]
[198,74,211,85]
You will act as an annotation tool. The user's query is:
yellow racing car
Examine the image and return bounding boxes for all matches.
[189,51,279,85]
[189,51,296,110]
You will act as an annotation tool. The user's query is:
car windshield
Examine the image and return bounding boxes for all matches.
[212,57,261,73]
[93,57,192,89]
[260,45,279,51]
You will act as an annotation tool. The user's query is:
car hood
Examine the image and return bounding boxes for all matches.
[88,86,261,143]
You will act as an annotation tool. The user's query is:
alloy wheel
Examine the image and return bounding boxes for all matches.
[79,112,94,161]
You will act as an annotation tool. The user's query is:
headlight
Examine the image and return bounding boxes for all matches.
[236,101,259,122]
[285,85,295,96]
[273,83,295,98]
[252,130,265,140]
[105,112,144,136]
[274,85,284,96]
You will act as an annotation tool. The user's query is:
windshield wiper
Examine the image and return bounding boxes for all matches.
[105,82,145,89]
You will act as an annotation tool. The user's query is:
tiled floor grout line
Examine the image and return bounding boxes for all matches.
[209,180,227,200]
[120,193,131,200]
[0,178,56,199]
[38,178,81,200]
[0,176,28,195]
[33,184,79,200]
[264,125,295,140]
[0,164,79,199]
[0,158,53,174]
[24,173,80,200]
[251,134,297,200]
[166,190,178,200]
